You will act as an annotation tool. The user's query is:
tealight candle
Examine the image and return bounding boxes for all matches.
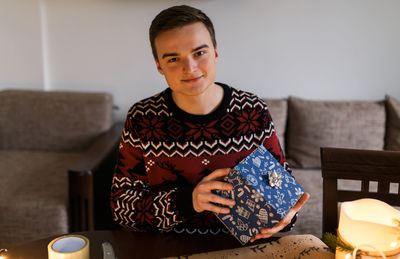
[335,199,400,259]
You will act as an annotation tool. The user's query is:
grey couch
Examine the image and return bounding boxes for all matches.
[2,89,399,247]
[265,95,400,238]
[0,89,122,247]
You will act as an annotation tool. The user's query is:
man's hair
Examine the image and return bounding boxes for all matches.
[149,5,217,61]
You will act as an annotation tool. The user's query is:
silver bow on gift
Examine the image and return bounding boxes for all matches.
[268,171,282,188]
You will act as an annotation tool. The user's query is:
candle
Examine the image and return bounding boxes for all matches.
[336,198,400,259]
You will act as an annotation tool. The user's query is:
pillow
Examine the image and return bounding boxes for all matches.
[286,96,385,168]
[385,95,400,150]
[263,99,287,152]
[0,90,113,151]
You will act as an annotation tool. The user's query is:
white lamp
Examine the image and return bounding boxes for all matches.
[336,198,400,259]
[0,248,7,259]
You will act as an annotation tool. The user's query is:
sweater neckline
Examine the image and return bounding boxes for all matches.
[164,82,231,123]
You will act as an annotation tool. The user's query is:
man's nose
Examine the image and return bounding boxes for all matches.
[182,57,197,72]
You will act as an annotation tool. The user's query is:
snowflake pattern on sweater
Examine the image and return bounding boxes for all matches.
[110,83,293,234]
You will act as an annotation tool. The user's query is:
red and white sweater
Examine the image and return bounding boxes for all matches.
[110,83,293,234]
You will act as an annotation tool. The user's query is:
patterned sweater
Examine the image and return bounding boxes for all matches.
[110,83,294,234]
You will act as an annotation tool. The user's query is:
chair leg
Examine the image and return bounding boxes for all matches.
[69,171,94,232]
[322,177,338,234]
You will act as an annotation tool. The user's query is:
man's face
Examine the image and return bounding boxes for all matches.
[154,22,218,98]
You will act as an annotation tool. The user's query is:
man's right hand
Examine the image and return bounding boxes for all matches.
[192,168,236,214]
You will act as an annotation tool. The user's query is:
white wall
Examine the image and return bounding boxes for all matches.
[1,0,400,120]
[0,0,44,89]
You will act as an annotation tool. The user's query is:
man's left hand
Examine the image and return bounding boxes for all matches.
[249,192,310,243]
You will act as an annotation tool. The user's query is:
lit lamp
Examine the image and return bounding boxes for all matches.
[336,198,400,259]
[0,248,7,259]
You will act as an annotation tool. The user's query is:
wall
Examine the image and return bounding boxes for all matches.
[0,0,43,89]
[1,0,400,120]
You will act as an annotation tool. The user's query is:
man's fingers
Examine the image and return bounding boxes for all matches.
[291,192,310,211]
[277,192,309,225]
[202,168,230,181]
[192,168,234,213]
[255,193,311,240]
[200,180,233,192]
[209,193,236,207]
[196,192,235,208]
[200,202,231,214]
[260,220,286,237]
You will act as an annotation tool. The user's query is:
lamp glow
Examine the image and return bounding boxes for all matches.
[0,248,7,259]
[335,199,400,259]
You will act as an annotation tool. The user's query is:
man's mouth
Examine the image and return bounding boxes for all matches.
[181,75,203,82]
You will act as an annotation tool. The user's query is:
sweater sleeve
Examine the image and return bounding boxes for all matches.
[110,115,194,232]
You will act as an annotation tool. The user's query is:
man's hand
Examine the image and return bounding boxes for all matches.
[250,192,310,243]
[192,168,236,214]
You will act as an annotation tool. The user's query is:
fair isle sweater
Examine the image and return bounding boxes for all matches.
[110,83,295,234]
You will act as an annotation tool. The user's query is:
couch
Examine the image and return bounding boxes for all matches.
[0,89,122,247]
[2,89,399,247]
[264,94,400,238]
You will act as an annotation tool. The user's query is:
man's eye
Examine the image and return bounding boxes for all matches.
[195,51,205,57]
[168,57,178,63]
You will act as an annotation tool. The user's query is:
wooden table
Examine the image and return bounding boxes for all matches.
[6,230,275,259]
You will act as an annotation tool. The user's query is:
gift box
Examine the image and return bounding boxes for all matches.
[214,145,305,245]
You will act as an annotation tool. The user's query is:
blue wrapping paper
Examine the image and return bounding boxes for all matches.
[214,145,305,245]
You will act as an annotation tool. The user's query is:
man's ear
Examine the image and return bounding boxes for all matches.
[214,45,219,62]
[155,59,164,75]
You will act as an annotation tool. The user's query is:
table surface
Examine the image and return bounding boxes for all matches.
[6,230,277,259]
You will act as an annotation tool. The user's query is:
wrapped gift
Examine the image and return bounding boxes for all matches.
[214,145,305,245]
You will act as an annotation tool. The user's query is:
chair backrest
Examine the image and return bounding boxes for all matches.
[0,89,114,152]
[321,147,400,234]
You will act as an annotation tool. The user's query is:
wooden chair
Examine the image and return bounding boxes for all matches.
[69,122,124,232]
[321,147,400,234]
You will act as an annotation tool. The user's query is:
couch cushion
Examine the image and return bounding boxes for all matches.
[287,97,386,168]
[290,169,323,238]
[0,150,82,247]
[0,90,114,152]
[385,95,400,150]
[263,99,287,152]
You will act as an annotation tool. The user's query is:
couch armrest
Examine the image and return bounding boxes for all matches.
[68,122,124,232]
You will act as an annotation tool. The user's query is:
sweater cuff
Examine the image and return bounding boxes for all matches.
[175,185,196,220]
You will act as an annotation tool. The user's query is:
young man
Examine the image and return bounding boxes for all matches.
[110,5,309,242]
